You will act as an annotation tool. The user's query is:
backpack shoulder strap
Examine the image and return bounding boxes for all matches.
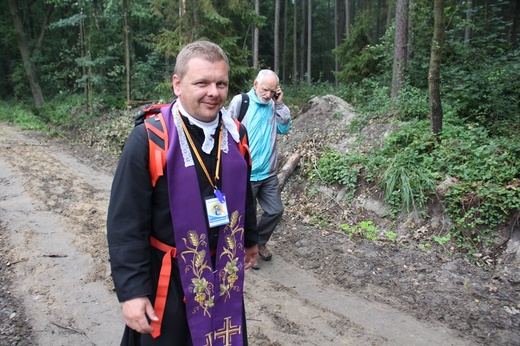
[237,93,250,122]
[141,106,169,187]
[234,118,252,166]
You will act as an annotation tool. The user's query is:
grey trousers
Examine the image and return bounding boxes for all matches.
[251,175,284,245]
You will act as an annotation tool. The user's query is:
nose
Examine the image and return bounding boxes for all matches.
[207,83,219,96]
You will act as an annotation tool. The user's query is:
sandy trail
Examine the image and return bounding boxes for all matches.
[0,124,472,345]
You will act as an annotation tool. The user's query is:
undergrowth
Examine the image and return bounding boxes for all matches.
[306,85,519,266]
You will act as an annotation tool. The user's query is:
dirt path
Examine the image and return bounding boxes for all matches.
[0,123,512,345]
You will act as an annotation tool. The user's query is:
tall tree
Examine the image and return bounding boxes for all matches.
[307,0,312,83]
[123,0,132,105]
[293,0,298,84]
[345,0,351,35]
[254,0,260,69]
[274,0,281,73]
[391,0,408,100]
[7,0,46,108]
[334,0,339,87]
[429,0,445,136]
[300,0,306,80]
[283,0,289,82]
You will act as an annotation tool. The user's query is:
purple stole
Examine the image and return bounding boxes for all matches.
[162,104,247,346]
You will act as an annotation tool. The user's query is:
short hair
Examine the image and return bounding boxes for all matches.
[255,69,279,84]
[174,41,230,79]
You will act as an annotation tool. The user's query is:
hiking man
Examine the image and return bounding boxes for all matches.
[107,40,259,345]
[227,69,291,270]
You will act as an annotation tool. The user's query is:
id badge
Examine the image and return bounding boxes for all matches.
[205,194,230,227]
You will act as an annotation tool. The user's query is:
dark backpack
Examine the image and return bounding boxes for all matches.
[135,104,251,187]
[237,93,249,122]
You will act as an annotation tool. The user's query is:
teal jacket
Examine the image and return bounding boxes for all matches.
[227,88,291,181]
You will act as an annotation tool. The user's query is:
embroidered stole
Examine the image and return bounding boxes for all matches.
[162,104,247,346]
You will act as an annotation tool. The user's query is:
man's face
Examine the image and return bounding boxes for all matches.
[253,75,278,104]
[172,57,229,122]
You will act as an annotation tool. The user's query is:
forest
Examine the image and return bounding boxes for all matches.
[1,0,519,265]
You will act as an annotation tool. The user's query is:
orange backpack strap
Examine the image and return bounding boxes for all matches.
[143,111,169,187]
[234,119,252,166]
[139,106,248,187]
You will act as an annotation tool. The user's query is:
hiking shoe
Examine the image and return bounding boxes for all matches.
[258,245,272,261]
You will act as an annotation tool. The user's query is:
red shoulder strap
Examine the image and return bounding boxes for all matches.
[144,112,168,187]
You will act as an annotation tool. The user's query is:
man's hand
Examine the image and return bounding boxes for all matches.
[121,297,159,334]
[274,86,284,103]
[244,245,259,270]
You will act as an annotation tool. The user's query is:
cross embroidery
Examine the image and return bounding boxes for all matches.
[214,317,241,346]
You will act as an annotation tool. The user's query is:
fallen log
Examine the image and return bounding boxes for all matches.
[277,152,301,190]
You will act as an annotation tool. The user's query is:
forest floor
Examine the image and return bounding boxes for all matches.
[0,96,519,345]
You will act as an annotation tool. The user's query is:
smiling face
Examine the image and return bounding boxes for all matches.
[172,57,229,123]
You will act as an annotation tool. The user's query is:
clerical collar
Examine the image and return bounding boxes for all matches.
[177,101,219,154]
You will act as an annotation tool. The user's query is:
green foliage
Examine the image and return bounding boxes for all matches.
[433,233,451,246]
[335,11,382,84]
[442,51,520,136]
[385,231,397,242]
[394,86,430,121]
[377,120,438,213]
[38,94,85,127]
[0,101,48,131]
[337,78,394,126]
[383,116,518,259]
[308,149,365,200]
[418,242,432,252]
[340,221,379,241]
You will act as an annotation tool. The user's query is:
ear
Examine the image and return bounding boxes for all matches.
[172,75,181,97]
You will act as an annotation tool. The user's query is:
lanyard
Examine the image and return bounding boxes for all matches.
[179,111,224,201]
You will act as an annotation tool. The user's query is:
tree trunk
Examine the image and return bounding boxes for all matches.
[283,0,289,82]
[274,0,281,74]
[123,0,131,105]
[429,0,445,136]
[36,4,54,53]
[7,0,45,108]
[464,0,473,48]
[293,0,298,84]
[253,0,260,69]
[79,14,88,102]
[300,0,306,81]
[407,0,417,62]
[386,0,393,28]
[391,0,408,100]
[307,0,312,84]
[334,0,339,88]
[345,0,351,35]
